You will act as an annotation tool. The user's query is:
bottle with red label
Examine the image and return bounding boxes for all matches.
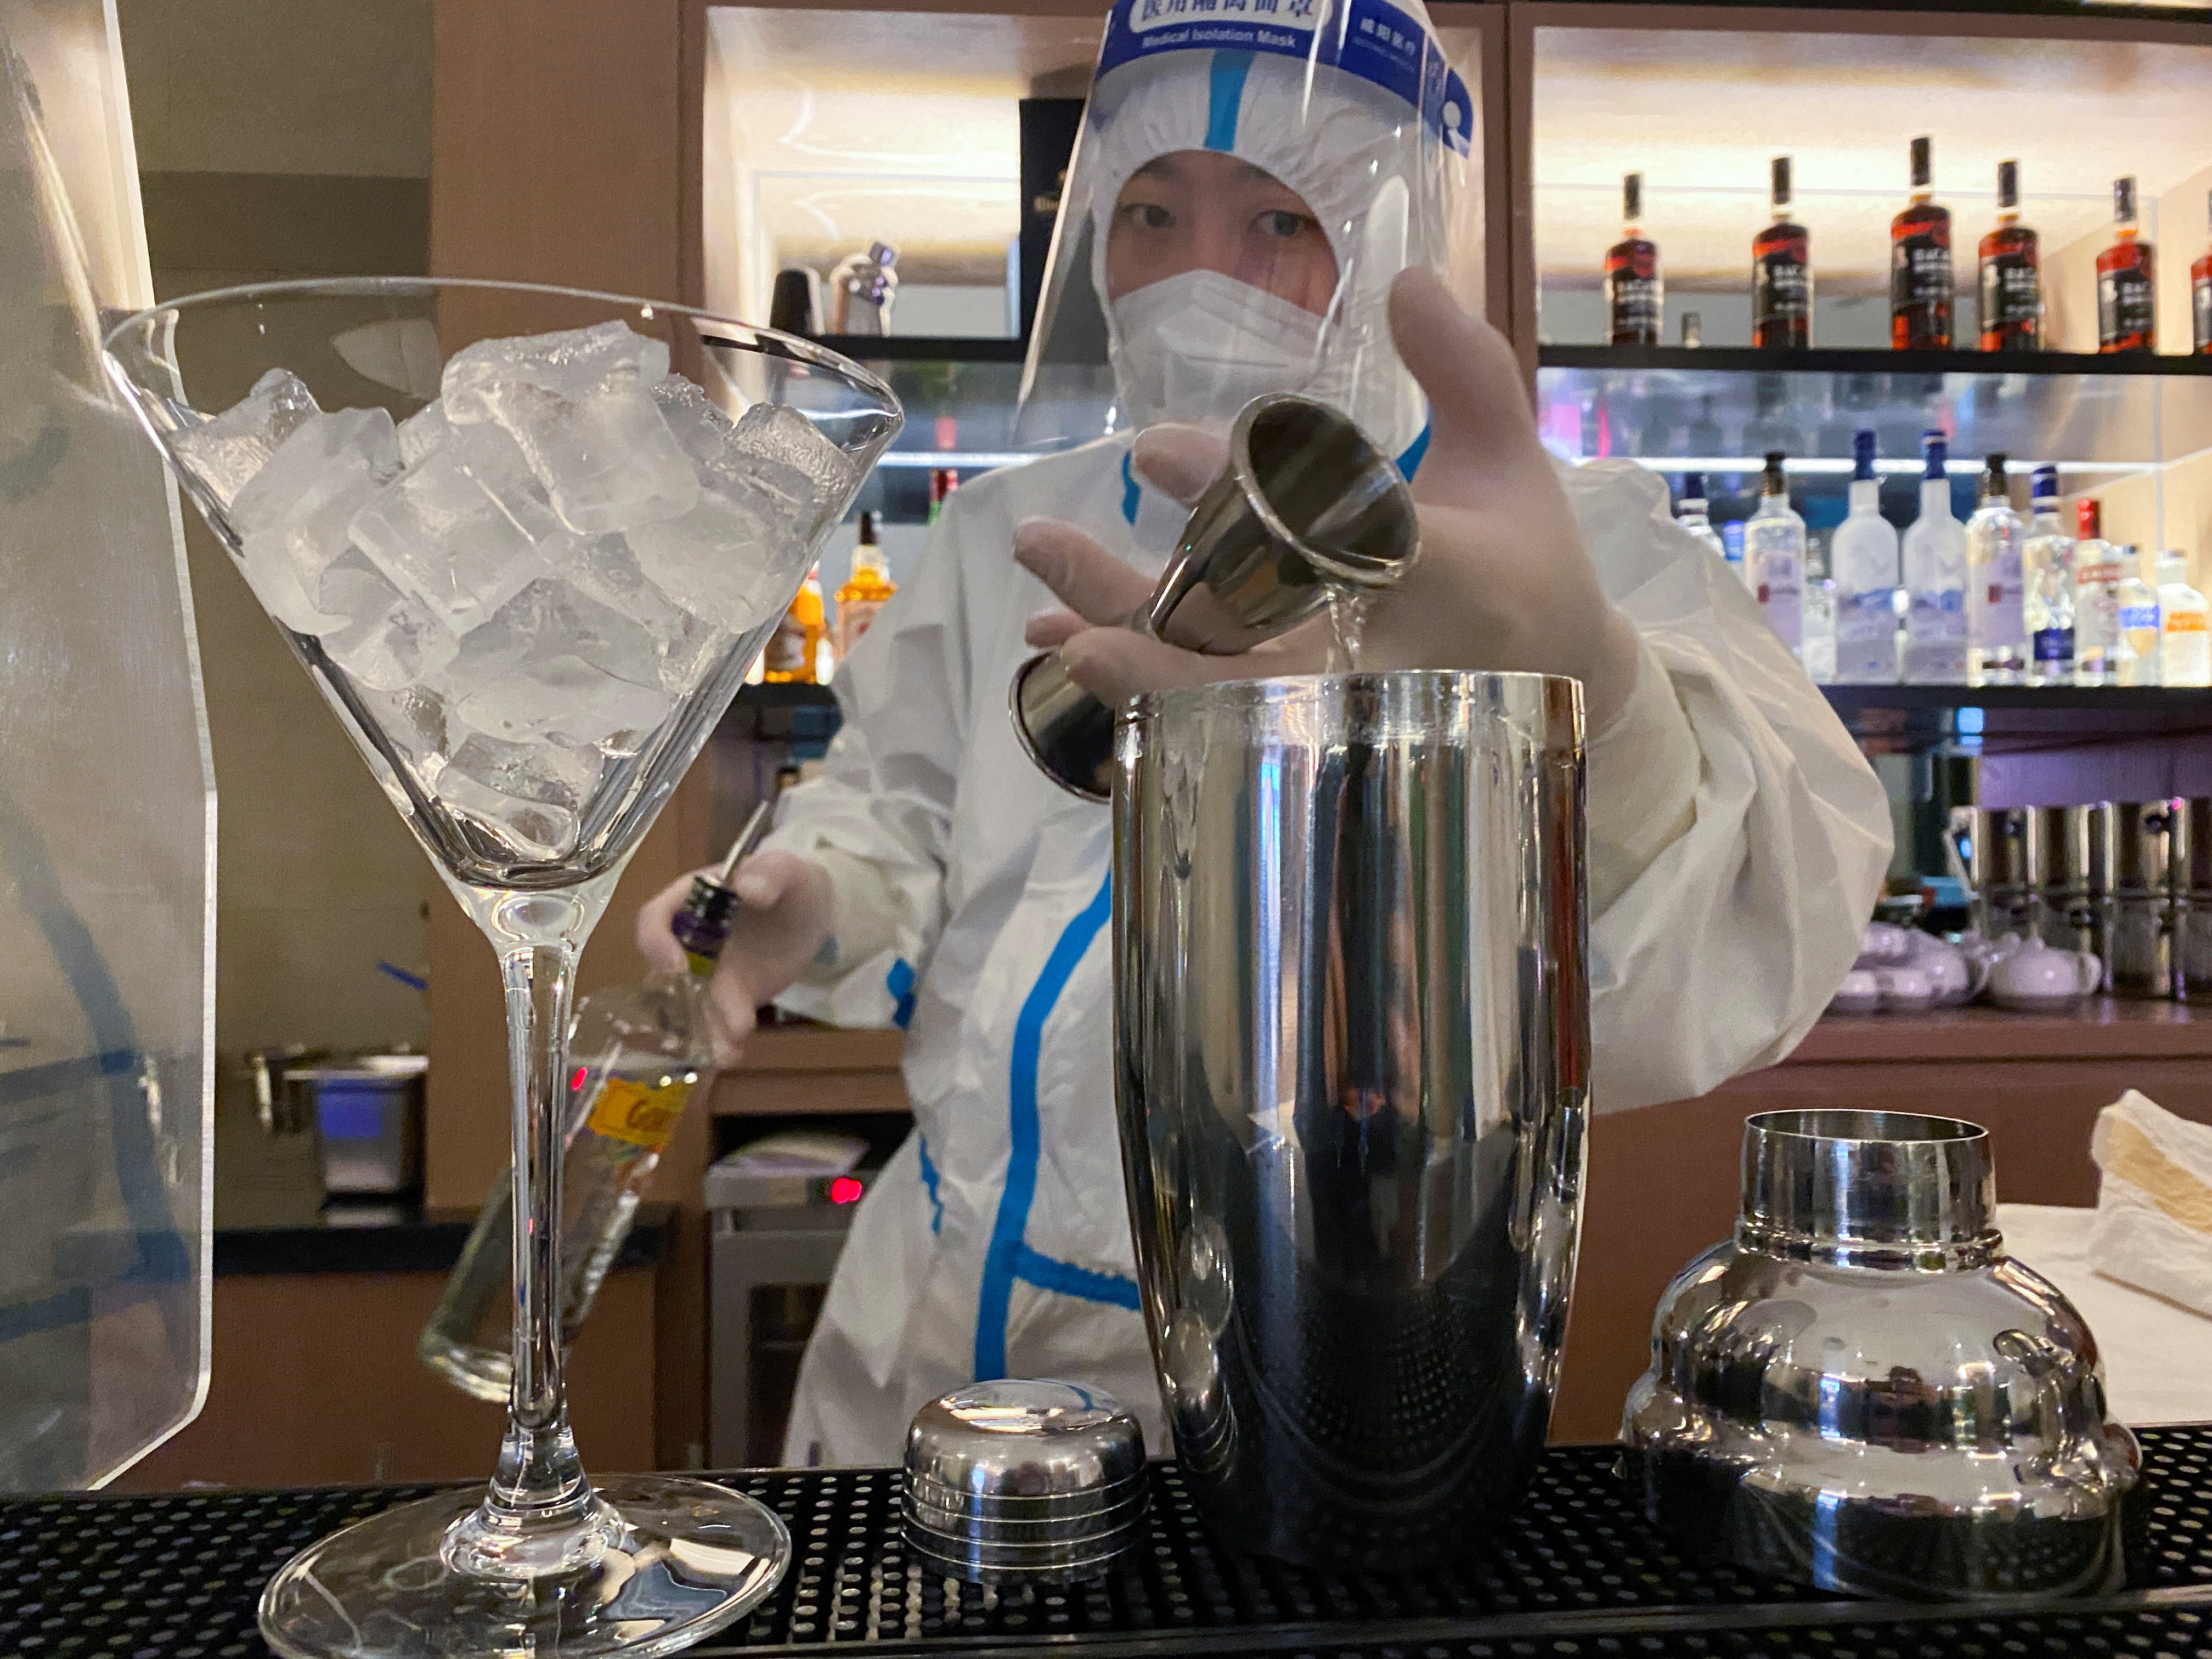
[1751,155,1811,350]
[2191,188,2211,356]
[419,808,774,1401]
[2098,176,2157,354]
[1605,172,1662,346]
[1891,136,1954,351]
[1978,159,2040,352]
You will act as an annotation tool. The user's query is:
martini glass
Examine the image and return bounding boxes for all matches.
[104,278,900,1659]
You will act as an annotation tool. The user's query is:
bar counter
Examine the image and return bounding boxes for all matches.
[17,1426,2212,1659]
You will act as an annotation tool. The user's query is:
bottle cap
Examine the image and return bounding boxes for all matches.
[1623,172,1643,224]
[1910,136,1932,191]
[1997,159,2019,212]
[2114,176,2137,225]
[857,510,877,545]
[2077,498,2102,538]
[1770,156,1792,210]
[2159,554,2190,584]
[1921,430,1948,477]
[2030,464,2058,501]
[1852,430,1877,482]
[670,800,778,973]
[1680,471,1707,501]
[1982,453,2008,493]
[1763,451,1787,493]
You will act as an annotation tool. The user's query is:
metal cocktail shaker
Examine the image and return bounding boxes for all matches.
[1112,672,1589,1571]
[1011,393,1419,801]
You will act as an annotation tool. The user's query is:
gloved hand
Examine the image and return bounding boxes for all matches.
[1013,267,1644,732]
[635,850,833,1068]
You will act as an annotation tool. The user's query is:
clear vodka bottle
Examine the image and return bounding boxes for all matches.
[1830,429,1900,683]
[1674,472,1726,562]
[1745,450,1806,659]
[1965,452,2028,685]
[2072,498,2123,685]
[2021,465,2075,685]
[1901,430,1967,683]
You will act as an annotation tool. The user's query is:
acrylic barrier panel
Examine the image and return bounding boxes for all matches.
[0,0,215,1489]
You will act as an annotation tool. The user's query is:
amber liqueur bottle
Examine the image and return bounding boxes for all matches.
[1891,136,1954,351]
[1751,156,1811,349]
[1978,159,2040,351]
[2098,176,2157,353]
[2191,188,2211,356]
[1605,172,1662,346]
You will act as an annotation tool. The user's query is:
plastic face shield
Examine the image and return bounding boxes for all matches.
[1017,0,1474,469]
[0,1,215,1488]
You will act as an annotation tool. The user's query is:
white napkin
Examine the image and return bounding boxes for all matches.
[2090,1089,2212,1317]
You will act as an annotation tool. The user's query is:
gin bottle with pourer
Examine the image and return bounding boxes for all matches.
[420,800,776,1401]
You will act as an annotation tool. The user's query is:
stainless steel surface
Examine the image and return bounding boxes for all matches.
[1012,394,1419,801]
[2034,805,2109,966]
[1114,671,1588,1572]
[1968,806,2040,940]
[288,1054,427,1197]
[1624,1109,2141,1602]
[2109,800,2180,998]
[2177,800,2212,1003]
[901,1381,1148,1585]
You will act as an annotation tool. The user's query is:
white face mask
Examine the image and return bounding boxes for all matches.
[1111,269,1324,432]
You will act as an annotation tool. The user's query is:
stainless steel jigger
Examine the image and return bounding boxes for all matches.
[1009,392,1420,801]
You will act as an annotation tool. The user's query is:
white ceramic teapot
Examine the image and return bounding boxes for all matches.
[1987,936,2103,1011]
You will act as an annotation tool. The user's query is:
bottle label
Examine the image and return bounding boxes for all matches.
[1909,588,1968,642]
[2197,274,2212,352]
[1836,588,1897,642]
[2119,602,2161,634]
[586,1076,693,1153]
[1980,254,2040,332]
[1971,543,2025,648]
[839,597,888,654]
[2033,628,2073,664]
[1753,252,1810,326]
[2100,267,2155,344]
[1891,232,1954,326]
[2168,610,2209,635]
[763,613,810,674]
[1607,273,1661,339]
[1755,561,1803,649]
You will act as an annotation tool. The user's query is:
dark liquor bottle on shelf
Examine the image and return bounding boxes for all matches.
[1890,136,1953,351]
[2097,176,2157,353]
[2192,189,2211,356]
[1751,156,1811,350]
[1978,159,2040,352]
[1605,172,1662,346]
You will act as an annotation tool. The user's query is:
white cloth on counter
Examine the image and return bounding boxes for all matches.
[2089,1090,2212,1318]
[1998,1201,2212,1426]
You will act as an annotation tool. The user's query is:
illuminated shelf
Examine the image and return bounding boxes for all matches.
[1540,346,2212,378]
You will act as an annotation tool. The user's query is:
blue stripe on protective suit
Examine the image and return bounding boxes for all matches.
[885,957,917,1029]
[1396,419,1431,481]
[917,1133,944,1234]
[1120,452,1141,526]
[1204,51,1254,153]
[974,873,1127,1379]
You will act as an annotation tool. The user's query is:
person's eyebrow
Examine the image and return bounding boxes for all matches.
[1130,155,1182,184]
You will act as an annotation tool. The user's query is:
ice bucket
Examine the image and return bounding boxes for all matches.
[1111,672,1589,1570]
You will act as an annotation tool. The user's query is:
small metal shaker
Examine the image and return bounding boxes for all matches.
[2109,799,2180,998]
[1010,393,1419,801]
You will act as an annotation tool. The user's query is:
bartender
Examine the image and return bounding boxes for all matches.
[639,0,1892,1465]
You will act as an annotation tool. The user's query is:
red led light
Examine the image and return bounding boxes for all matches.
[569,1066,589,1093]
[828,1175,864,1205]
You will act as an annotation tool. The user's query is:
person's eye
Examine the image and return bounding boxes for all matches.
[1257,210,1311,239]
[1123,202,1174,230]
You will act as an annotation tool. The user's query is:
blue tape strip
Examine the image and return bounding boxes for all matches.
[917,1133,944,1234]
[885,957,917,1030]
[1013,1244,1141,1309]
[1204,49,1254,151]
[1395,420,1431,481]
[1120,452,1142,527]
[974,873,1115,1380]
[377,959,427,992]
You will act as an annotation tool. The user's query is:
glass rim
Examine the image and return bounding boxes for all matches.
[99,273,901,415]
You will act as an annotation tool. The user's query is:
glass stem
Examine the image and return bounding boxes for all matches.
[444,939,617,1579]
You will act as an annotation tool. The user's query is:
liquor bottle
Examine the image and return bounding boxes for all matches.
[2158,556,2210,686]
[834,511,897,658]
[761,563,826,682]
[1831,430,1901,683]
[1803,544,1837,684]
[420,808,772,1401]
[1745,452,1806,656]
[1978,159,2040,352]
[1605,172,1662,347]
[1751,156,1811,350]
[1674,473,1725,561]
[1721,519,1748,585]
[927,466,960,526]
[2192,189,2211,356]
[2115,548,2161,687]
[1901,430,1967,682]
[2098,177,2157,354]
[1965,453,2027,685]
[2021,465,2074,684]
[1680,312,1703,348]
[1891,137,1954,351]
[2072,499,2124,685]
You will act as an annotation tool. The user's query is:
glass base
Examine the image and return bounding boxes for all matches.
[258,1475,791,1659]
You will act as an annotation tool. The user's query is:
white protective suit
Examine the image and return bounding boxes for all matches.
[764,0,1892,1466]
